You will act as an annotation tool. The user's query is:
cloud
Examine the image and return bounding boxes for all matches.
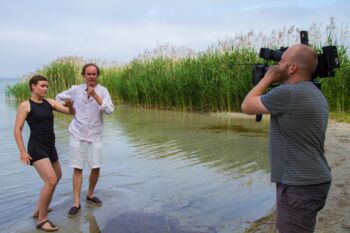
[0,0,349,77]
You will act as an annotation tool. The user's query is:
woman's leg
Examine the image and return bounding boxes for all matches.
[32,160,62,217]
[52,160,62,185]
[44,160,62,209]
[33,158,58,229]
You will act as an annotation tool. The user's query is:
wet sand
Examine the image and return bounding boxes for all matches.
[244,120,350,233]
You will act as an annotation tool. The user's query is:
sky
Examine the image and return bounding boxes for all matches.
[0,0,349,78]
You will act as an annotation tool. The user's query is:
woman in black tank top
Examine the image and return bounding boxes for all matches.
[14,75,75,232]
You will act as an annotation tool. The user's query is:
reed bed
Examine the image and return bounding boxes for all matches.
[99,48,256,112]
[6,56,84,99]
[6,19,350,113]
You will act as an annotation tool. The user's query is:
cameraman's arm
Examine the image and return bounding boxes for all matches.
[241,78,270,115]
[241,65,281,115]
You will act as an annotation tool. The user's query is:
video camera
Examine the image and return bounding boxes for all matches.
[252,31,340,86]
[251,31,340,122]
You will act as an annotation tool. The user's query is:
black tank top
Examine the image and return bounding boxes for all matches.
[26,99,55,146]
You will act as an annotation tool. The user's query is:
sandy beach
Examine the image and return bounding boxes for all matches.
[245,120,350,233]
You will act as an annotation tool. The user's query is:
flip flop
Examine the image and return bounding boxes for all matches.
[32,207,53,218]
[36,219,58,232]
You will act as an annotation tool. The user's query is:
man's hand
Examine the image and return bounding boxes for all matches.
[86,86,103,106]
[64,98,74,107]
[86,86,97,98]
[241,66,275,115]
[264,65,285,84]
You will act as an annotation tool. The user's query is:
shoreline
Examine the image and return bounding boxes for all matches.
[244,120,350,233]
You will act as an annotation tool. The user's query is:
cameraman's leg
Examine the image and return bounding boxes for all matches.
[276,182,331,233]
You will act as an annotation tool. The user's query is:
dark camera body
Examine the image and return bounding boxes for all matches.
[252,31,340,86]
[252,47,286,85]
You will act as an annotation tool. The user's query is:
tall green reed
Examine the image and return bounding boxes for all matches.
[6,19,350,113]
[6,57,84,100]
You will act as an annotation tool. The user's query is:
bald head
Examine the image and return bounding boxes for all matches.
[287,44,318,78]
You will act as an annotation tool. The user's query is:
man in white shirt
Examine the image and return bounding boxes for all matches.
[56,63,114,217]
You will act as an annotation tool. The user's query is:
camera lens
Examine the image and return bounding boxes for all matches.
[259,48,283,62]
[270,50,283,61]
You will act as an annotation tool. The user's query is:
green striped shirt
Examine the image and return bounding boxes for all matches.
[261,81,332,185]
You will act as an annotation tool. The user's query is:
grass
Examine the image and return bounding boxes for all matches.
[6,19,350,115]
[330,112,350,123]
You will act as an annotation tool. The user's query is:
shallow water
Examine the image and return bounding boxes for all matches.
[0,78,274,233]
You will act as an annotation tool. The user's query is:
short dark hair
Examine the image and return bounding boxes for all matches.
[81,63,100,76]
[29,75,47,91]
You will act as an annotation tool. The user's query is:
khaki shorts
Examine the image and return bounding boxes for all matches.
[69,136,103,169]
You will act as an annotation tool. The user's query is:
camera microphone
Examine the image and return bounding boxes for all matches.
[300,31,309,45]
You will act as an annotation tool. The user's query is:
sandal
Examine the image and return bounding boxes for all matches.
[32,207,53,218]
[36,219,58,232]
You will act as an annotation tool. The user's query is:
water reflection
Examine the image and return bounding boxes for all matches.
[110,106,269,177]
[1,79,274,233]
[87,215,101,233]
[103,212,206,233]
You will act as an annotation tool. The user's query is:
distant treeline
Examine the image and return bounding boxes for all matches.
[6,20,350,112]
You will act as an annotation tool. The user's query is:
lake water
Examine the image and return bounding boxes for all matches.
[0,78,274,233]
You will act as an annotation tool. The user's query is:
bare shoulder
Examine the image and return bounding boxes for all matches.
[18,100,30,113]
[46,98,55,106]
[46,98,60,109]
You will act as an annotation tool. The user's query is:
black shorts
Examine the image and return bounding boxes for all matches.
[276,182,331,233]
[27,140,58,165]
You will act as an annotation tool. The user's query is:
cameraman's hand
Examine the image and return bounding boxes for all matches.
[264,65,285,84]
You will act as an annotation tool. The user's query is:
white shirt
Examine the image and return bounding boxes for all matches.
[56,84,114,142]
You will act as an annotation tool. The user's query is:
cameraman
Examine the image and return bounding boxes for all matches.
[241,44,332,232]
